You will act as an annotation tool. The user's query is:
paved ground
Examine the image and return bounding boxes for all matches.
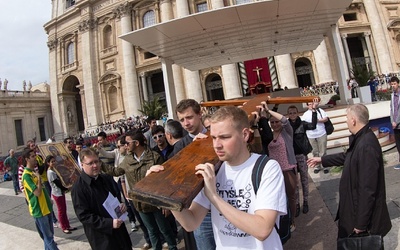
[1,149,399,250]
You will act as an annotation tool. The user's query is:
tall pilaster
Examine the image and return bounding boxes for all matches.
[161,58,178,119]
[328,25,350,104]
[176,0,190,18]
[364,32,378,73]
[221,64,242,99]
[363,0,393,73]
[313,38,334,83]
[116,3,141,117]
[79,17,101,127]
[275,54,297,89]
[140,73,149,101]
[341,34,353,74]
[47,38,63,137]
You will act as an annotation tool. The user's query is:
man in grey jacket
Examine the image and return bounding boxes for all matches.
[390,76,400,170]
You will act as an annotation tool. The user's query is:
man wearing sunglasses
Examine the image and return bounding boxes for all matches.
[151,125,173,161]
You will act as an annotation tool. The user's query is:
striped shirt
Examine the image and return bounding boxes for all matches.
[22,167,53,218]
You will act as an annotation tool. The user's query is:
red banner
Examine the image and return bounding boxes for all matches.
[244,58,271,87]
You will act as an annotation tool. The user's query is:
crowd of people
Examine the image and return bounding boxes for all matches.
[0,94,393,250]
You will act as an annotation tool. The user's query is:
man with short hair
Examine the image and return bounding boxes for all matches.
[4,149,20,195]
[97,131,117,166]
[168,99,210,250]
[22,149,59,250]
[63,138,79,162]
[71,148,132,250]
[151,125,173,161]
[149,106,286,249]
[301,102,329,174]
[107,130,177,250]
[165,120,184,148]
[144,116,158,149]
[308,104,391,241]
[390,76,400,170]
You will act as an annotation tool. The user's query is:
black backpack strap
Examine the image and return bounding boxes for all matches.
[251,155,282,235]
[251,154,270,195]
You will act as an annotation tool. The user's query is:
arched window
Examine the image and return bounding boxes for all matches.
[103,25,112,48]
[143,11,156,28]
[67,42,75,64]
[108,86,118,112]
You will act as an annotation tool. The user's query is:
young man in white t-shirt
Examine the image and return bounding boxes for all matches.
[301,102,329,174]
[148,106,286,249]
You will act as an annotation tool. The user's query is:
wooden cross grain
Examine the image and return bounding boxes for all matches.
[129,93,319,211]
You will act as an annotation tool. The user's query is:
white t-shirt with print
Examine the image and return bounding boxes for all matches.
[301,108,327,138]
[193,153,286,250]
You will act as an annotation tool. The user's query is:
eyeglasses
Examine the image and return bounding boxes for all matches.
[152,134,164,140]
[66,141,72,144]
[82,160,100,166]
[126,140,136,145]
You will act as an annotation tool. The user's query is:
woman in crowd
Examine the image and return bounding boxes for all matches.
[46,155,76,234]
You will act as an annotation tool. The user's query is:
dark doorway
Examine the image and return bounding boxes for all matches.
[205,74,224,101]
[295,58,314,88]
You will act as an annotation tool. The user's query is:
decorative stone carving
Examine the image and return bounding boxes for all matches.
[78,18,98,32]
[47,39,58,50]
[113,2,133,19]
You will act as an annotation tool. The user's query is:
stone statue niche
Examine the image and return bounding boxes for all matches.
[67,105,74,124]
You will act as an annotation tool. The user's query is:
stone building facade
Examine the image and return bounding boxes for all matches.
[0,83,53,155]
[44,0,400,137]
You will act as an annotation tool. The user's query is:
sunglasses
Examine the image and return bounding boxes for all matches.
[270,121,281,124]
[152,134,164,140]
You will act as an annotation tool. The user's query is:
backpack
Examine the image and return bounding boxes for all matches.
[3,172,12,181]
[252,155,291,245]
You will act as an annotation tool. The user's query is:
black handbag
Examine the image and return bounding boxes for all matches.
[337,232,383,250]
[317,109,334,135]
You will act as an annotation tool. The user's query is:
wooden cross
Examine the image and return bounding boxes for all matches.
[129,94,319,211]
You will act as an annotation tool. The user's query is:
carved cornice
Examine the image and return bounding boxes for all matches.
[112,2,133,19]
[78,18,98,32]
[47,39,58,50]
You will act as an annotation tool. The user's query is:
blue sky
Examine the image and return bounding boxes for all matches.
[0,1,51,91]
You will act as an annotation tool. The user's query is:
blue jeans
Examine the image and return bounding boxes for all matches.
[43,181,58,224]
[194,212,216,250]
[139,210,177,250]
[34,213,59,250]
[11,173,19,193]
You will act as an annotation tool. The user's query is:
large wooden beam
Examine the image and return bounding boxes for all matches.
[129,94,319,211]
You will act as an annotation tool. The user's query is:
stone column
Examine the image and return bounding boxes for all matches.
[275,54,297,89]
[184,69,203,102]
[160,0,185,102]
[212,0,241,99]
[176,0,189,18]
[341,34,353,74]
[161,58,178,119]
[210,0,224,9]
[118,3,141,117]
[140,73,149,101]
[364,32,378,73]
[328,25,350,104]
[79,18,101,128]
[363,0,393,73]
[221,64,242,99]
[313,38,334,83]
[47,38,63,136]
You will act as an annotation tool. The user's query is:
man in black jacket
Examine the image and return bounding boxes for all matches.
[308,104,391,240]
[71,148,132,250]
[287,98,318,216]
